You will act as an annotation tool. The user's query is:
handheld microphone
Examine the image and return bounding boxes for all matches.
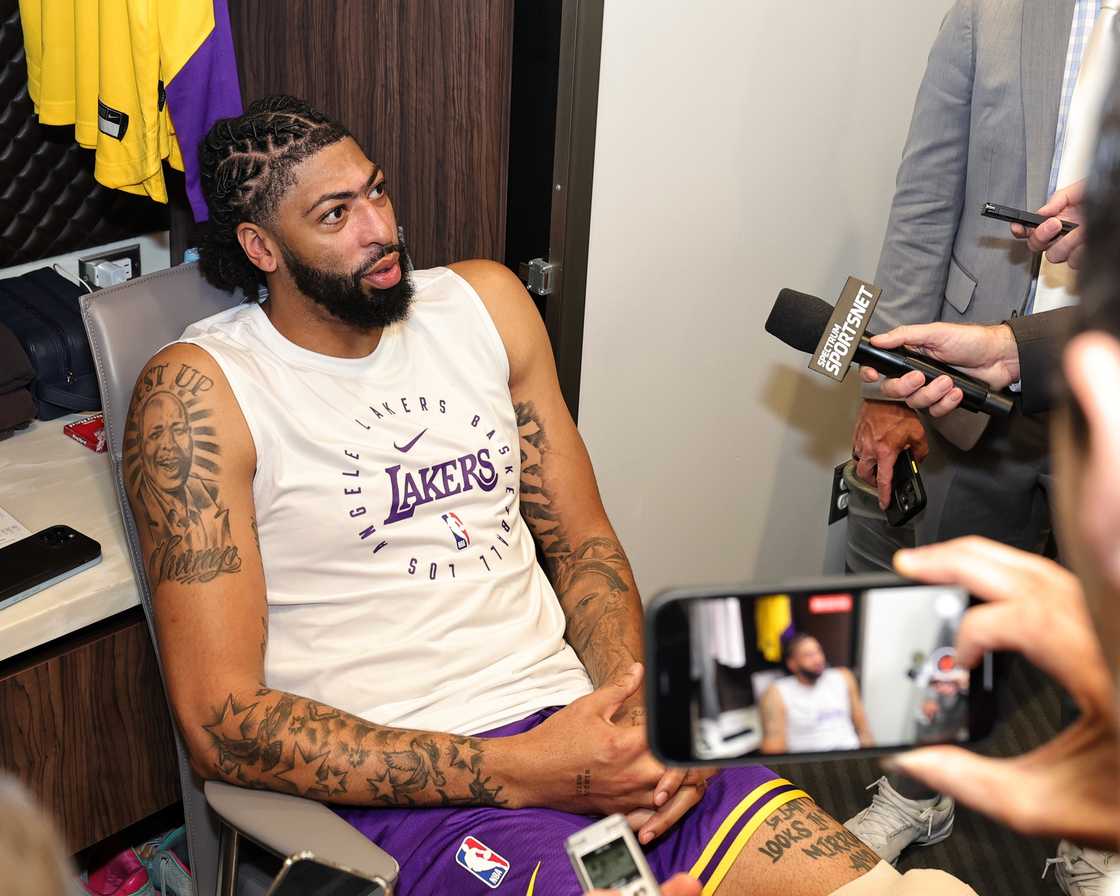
[765,288,1015,417]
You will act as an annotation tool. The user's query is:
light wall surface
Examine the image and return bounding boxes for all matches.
[579,0,955,597]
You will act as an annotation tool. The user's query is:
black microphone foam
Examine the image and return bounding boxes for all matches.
[764,289,834,354]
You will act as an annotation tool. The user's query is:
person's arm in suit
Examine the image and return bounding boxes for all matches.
[852,0,976,506]
[871,0,976,332]
[1006,308,1073,414]
[858,307,1076,416]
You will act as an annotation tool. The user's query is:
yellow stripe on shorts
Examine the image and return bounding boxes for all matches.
[702,789,810,895]
[688,777,794,879]
[524,859,541,895]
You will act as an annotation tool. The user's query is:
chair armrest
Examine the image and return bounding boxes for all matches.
[203,780,399,886]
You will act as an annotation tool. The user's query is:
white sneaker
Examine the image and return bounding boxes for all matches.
[1043,841,1120,895]
[843,776,955,864]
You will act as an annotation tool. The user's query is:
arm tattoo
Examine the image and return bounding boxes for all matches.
[202,689,507,808]
[514,401,642,687]
[515,401,568,560]
[755,799,879,873]
[125,361,242,586]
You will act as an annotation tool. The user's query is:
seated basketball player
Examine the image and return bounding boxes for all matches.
[759,634,874,755]
[126,95,897,895]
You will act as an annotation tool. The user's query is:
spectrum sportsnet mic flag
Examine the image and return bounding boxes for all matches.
[809,276,881,382]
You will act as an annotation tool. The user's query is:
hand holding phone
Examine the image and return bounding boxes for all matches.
[886,538,1118,847]
[566,814,661,895]
[885,448,927,527]
[981,201,1078,234]
[646,576,996,766]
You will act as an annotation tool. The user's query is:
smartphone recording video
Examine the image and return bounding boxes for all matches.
[646,575,995,765]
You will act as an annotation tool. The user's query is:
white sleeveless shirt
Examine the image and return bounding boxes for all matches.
[772,668,859,752]
[180,266,592,735]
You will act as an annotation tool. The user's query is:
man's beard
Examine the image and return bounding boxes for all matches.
[280,238,415,330]
[797,667,824,684]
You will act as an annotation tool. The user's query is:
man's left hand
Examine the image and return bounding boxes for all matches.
[1010,179,1088,269]
[618,703,716,845]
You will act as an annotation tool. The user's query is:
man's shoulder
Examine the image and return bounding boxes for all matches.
[130,341,255,466]
[446,260,549,380]
[448,259,522,292]
[136,340,224,386]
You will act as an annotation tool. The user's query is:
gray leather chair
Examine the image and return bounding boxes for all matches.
[80,263,398,896]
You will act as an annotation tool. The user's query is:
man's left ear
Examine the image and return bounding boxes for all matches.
[1063,331,1120,586]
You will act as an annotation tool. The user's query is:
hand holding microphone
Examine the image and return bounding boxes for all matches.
[764,288,1016,417]
[765,284,1017,507]
[860,322,1021,417]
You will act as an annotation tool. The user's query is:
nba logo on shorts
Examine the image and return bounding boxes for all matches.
[442,512,471,550]
[455,835,510,888]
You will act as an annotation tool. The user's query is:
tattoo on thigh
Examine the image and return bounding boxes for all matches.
[125,360,241,586]
[756,799,879,873]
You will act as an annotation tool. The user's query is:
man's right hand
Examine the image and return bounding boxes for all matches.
[859,322,1020,416]
[501,664,669,818]
[851,400,929,509]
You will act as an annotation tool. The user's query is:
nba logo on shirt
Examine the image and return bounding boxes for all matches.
[442,512,471,550]
[455,836,510,888]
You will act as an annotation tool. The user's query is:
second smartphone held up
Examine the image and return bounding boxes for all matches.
[646,575,996,766]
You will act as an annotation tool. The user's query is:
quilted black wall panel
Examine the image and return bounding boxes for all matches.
[0,0,168,269]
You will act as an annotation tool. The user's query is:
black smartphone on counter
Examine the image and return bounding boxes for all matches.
[0,525,102,611]
[646,575,996,766]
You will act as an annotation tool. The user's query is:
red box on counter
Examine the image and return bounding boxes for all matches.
[63,413,107,453]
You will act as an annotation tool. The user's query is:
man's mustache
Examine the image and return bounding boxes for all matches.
[356,242,407,278]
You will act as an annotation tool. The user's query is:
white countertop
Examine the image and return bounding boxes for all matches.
[0,414,140,663]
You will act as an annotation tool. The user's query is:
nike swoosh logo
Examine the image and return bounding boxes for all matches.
[393,428,428,453]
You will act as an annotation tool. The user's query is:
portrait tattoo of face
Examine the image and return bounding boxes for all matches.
[125,361,242,586]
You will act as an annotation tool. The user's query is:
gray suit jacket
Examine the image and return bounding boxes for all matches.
[869,0,1074,447]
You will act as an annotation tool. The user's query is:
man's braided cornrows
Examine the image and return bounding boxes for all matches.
[198,95,353,298]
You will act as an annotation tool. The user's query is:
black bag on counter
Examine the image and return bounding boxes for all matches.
[0,322,35,437]
[0,268,100,420]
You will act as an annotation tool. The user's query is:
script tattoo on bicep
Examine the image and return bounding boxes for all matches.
[201,691,507,807]
[125,360,241,586]
[755,799,879,873]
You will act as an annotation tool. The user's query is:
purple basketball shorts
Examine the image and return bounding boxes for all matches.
[336,708,809,894]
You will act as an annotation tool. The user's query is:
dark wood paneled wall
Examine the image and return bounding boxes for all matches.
[221,0,514,270]
[0,610,179,851]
